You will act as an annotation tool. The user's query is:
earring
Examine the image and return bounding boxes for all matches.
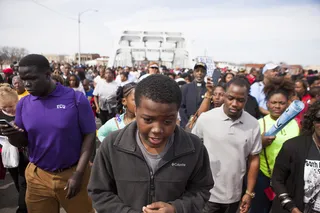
[123,105,127,113]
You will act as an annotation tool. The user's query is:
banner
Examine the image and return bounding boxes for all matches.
[265,100,305,136]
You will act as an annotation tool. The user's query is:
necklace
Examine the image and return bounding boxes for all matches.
[312,134,320,155]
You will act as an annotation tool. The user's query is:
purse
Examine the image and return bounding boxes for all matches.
[262,118,276,201]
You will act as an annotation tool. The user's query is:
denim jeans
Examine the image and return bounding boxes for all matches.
[250,170,272,213]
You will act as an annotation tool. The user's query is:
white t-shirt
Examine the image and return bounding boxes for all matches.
[94,76,103,85]
[192,106,262,204]
[115,73,137,85]
[93,80,118,111]
[304,142,320,212]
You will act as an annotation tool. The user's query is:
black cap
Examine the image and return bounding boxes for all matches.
[194,62,207,71]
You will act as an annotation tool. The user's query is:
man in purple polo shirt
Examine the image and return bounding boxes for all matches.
[0,54,96,213]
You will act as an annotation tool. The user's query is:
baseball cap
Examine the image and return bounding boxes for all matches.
[238,67,246,73]
[194,62,207,71]
[262,63,279,74]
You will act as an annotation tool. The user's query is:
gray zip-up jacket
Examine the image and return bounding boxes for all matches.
[88,122,214,213]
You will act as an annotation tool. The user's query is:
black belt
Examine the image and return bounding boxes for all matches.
[51,163,77,173]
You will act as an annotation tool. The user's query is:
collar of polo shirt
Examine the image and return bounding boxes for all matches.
[219,105,244,124]
[30,83,64,100]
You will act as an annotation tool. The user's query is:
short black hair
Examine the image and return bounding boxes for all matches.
[19,54,50,72]
[226,77,249,95]
[232,75,251,92]
[135,74,182,110]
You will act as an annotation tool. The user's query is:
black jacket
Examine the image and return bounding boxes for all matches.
[271,135,313,213]
[88,122,214,213]
[179,81,207,128]
[244,94,260,119]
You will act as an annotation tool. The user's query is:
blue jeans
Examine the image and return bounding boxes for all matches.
[250,170,272,213]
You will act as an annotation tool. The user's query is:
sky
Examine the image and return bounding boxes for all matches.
[0,0,320,66]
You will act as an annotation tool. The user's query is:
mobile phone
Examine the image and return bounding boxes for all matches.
[0,119,15,128]
[212,69,221,86]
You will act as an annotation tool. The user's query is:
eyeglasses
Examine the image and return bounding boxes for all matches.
[150,67,159,69]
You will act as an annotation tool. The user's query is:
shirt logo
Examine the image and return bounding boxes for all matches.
[56,104,66,109]
[171,163,186,167]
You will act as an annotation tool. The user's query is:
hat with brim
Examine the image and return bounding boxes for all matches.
[262,63,279,74]
[194,62,207,71]
[238,67,246,73]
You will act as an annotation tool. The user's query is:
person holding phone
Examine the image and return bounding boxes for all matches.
[0,54,96,213]
[0,85,29,213]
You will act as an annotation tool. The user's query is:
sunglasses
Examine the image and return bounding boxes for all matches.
[314,117,320,123]
[150,67,159,69]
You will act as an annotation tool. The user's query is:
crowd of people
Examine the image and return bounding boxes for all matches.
[0,54,319,213]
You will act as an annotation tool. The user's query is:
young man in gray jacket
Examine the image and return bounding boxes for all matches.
[88,74,214,213]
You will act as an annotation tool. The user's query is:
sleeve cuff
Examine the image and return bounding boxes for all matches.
[283,201,296,212]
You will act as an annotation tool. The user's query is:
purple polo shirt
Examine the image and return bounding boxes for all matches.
[15,83,96,171]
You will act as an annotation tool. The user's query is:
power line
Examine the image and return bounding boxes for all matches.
[30,0,77,21]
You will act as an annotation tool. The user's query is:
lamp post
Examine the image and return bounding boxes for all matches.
[78,9,98,65]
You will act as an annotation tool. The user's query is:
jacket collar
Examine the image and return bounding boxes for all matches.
[113,121,195,157]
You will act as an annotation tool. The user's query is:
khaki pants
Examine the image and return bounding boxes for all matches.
[25,163,94,213]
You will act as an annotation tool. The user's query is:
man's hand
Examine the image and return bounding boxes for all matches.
[261,133,276,148]
[291,207,302,213]
[96,108,100,114]
[239,194,252,213]
[65,171,83,199]
[142,202,175,213]
[0,122,24,136]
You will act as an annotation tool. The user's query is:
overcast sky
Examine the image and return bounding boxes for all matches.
[0,0,319,66]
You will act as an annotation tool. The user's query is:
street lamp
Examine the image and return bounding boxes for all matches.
[78,9,98,65]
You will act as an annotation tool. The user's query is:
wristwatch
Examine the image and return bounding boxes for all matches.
[245,190,255,199]
[202,93,213,100]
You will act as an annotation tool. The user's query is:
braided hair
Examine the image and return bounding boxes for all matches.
[301,100,320,136]
[116,82,137,114]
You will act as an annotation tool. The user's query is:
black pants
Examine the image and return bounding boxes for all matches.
[99,108,115,125]
[7,151,29,213]
[202,201,240,213]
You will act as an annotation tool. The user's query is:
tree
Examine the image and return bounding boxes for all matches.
[0,46,28,69]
